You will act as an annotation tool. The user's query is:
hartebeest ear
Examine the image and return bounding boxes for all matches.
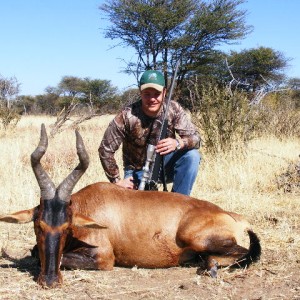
[0,208,37,224]
[72,213,108,229]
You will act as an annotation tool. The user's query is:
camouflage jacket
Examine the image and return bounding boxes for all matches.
[99,100,201,182]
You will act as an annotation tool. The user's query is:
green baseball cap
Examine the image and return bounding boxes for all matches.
[139,70,165,92]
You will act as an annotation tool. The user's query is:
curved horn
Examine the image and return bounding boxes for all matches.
[31,124,56,200]
[57,129,89,202]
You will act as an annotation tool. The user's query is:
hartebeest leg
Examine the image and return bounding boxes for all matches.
[61,252,114,271]
[61,240,115,271]
[61,252,98,270]
[206,247,248,269]
[177,213,250,270]
[179,233,248,270]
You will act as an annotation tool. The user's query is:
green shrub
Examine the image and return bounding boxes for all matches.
[0,106,21,130]
[260,93,300,138]
[188,82,262,154]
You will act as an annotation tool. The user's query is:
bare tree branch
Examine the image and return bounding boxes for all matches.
[49,97,103,137]
[225,59,289,105]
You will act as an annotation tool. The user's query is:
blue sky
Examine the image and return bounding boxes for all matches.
[1,0,299,96]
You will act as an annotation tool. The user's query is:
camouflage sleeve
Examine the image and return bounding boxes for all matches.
[172,101,201,149]
[98,112,125,182]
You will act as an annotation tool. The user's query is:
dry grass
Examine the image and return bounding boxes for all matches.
[0,115,299,299]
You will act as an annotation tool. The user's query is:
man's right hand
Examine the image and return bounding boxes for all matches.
[116,176,136,189]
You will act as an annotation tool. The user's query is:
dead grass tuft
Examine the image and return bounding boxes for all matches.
[276,157,300,193]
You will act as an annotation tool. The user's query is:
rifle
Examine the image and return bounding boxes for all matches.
[138,60,180,191]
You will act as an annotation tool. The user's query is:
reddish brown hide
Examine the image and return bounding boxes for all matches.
[0,125,261,288]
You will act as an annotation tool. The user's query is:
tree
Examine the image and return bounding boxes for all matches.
[16,95,37,114]
[82,78,118,106]
[58,76,86,98]
[288,77,300,90]
[288,77,300,109]
[57,76,117,106]
[0,75,21,129]
[0,75,20,109]
[226,47,290,91]
[100,0,252,89]
[36,92,60,115]
[48,76,119,135]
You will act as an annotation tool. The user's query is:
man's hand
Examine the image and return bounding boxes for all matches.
[156,138,180,155]
[116,176,136,189]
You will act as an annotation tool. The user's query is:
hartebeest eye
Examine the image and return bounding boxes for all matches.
[60,222,69,232]
[39,220,48,232]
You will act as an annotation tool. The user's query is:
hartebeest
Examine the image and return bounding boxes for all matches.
[0,124,261,287]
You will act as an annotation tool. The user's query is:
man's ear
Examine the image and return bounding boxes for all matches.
[72,213,108,229]
[163,87,167,97]
[0,208,37,224]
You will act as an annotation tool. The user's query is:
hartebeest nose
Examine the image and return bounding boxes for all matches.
[38,273,62,288]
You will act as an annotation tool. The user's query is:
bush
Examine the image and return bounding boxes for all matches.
[260,93,300,138]
[187,81,262,154]
[276,156,300,193]
[0,106,21,130]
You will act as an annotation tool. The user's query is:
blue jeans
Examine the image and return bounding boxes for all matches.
[124,149,201,196]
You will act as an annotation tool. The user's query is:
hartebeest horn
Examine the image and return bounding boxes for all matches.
[31,124,56,200]
[57,129,89,202]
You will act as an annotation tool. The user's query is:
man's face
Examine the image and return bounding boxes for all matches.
[140,87,166,117]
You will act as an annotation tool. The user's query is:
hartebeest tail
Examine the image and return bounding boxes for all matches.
[232,230,261,268]
[0,124,261,288]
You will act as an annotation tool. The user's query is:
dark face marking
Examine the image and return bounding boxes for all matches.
[43,232,61,286]
[35,198,71,287]
[42,199,69,227]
